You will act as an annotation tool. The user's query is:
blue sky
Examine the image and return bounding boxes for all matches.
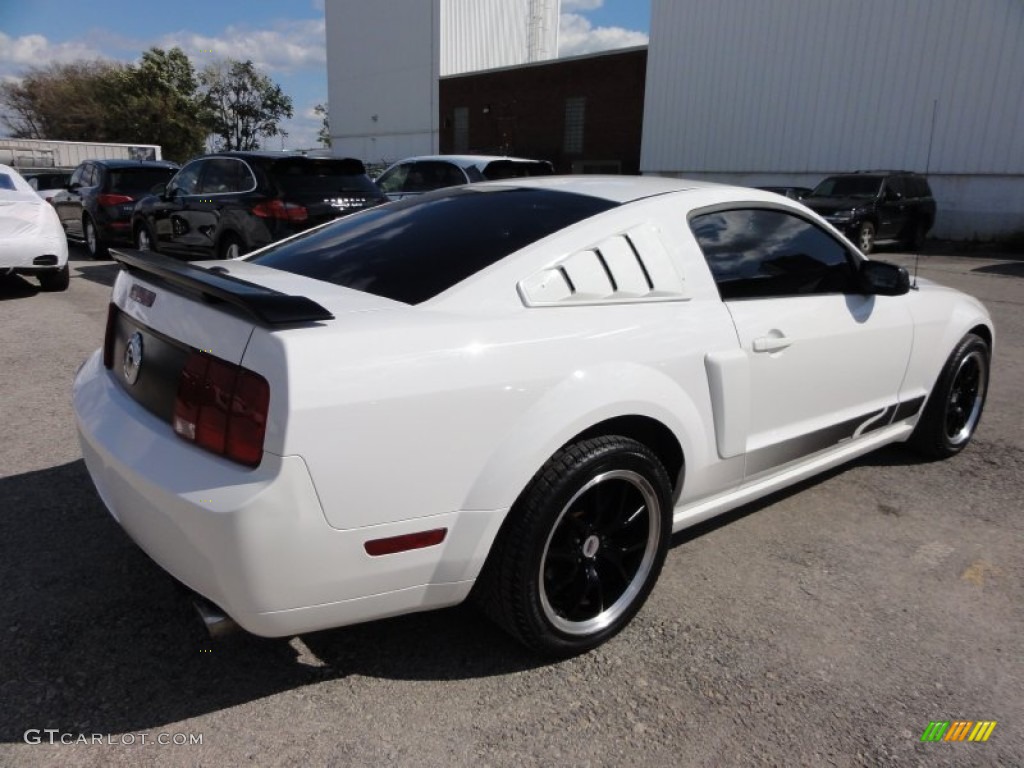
[0,0,650,149]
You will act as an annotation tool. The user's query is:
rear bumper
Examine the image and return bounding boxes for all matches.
[73,350,492,636]
[0,232,68,269]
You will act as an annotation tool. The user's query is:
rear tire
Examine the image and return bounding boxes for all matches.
[909,333,989,459]
[84,215,106,259]
[38,264,70,292]
[473,436,672,657]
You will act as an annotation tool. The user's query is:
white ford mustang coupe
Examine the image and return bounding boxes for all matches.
[73,177,992,655]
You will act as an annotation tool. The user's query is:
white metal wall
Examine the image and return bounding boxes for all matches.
[325,0,441,165]
[441,0,559,75]
[641,0,1024,239]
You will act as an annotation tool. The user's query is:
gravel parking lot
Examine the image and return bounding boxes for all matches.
[2,245,1022,767]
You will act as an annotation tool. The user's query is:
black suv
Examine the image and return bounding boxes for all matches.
[52,159,180,258]
[131,152,386,259]
[802,171,936,254]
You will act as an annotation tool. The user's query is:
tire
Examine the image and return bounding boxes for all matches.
[135,224,156,253]
[218,233,242,260]
[856,221,876,254]
[909,333,990,459]
[84,215,107,259]
[473,436,673,656]
[38,264,70,292]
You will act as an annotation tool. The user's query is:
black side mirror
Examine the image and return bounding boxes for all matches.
[859,260,910,296]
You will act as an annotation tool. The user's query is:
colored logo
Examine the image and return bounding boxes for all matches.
[920,721,997,742]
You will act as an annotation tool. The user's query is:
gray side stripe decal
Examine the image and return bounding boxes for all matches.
[746,396,925,476]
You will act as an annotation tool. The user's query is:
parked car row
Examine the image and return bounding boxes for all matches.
[44,151,555,262]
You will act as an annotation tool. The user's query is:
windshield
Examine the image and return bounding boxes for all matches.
[247,186,617,304]
[810,176,883,199]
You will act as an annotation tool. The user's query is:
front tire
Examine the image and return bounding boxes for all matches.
[909,333,990,459]
[218,233,242,260]
[474,436,672,656]
[135,224,156,253]
[38,264,70,292]
[856,221,876,254]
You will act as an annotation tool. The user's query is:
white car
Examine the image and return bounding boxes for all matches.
[375,154,553,200]
[73,177,992,655]
[0,163,70,291]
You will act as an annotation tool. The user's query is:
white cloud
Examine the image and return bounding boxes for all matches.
[0,32,104,74]
[558,13,648,57]
[561,0,604,11]
[159,19,326,74]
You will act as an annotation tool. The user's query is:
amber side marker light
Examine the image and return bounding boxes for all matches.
[364,529,448,557]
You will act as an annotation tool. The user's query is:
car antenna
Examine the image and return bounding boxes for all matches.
[911,251,920,290]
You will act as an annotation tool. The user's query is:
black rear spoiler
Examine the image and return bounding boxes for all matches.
[109,249,334,325]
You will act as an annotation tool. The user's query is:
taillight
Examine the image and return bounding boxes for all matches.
[173,350,270,467]
[252,199,307,222]
[97,193,134,207]
[103,303,117,368]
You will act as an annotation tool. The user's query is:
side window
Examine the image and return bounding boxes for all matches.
[885,176,907,199]
[197,159,251,194]
[81,164,97,187]
[405,161,465,192]
[69,165,86,187]
[168,161,202,196]
[690,208,858,300]
[377,163,410,194]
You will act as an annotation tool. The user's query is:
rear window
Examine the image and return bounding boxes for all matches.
[482,160,554,180]
[109,168,177,195]
[247,186,617,304]
[269,158,379,198]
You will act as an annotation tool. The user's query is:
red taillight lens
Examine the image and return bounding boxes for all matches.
[173,350,270,467]
[103,303,118,368]
[97,193,134,207]
[252,199,308,222]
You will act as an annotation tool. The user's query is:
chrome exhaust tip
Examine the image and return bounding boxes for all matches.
[192,596,239,639]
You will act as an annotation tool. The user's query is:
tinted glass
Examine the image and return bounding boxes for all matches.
[199,158,253,194]
[0,173,15,191]
[886,176,907,197]
[109,167,177,195]
[376,163,410,193]
[404,161,466,192]
[482,160,554,180]
[691,208,857,300]
[169,162,201,196]
[269,158,378,199]
[248,186,617,304]
[811,176,883,198]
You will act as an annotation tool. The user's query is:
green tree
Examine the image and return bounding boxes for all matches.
[314,103,331,147]
[109,47,211,162]
[0,48,210,162]
[200,59,293,151]
[0,60,123,140]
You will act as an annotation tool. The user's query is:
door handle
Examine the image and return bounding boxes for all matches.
[753,335,792,353]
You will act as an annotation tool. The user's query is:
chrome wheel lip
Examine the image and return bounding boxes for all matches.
[223,242,241,259]
[538,469,661,637]
[945,349,987,445]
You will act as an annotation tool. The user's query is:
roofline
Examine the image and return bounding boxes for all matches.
[440,45,648,80]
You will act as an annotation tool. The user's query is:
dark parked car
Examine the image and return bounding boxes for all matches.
[52,160,180,258]
[376,155,554,201]
[802,171,936,254]
[131,152,386,259]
